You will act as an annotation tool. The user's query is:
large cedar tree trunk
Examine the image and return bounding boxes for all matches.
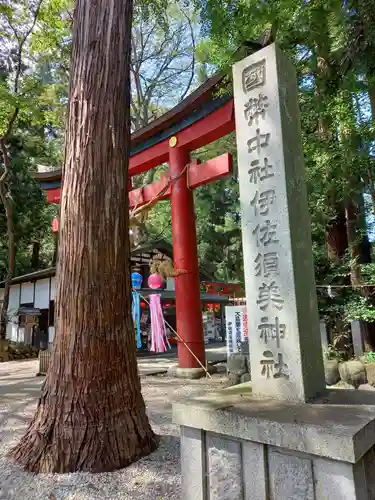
[11,0,158,473]
[325,207,348,263]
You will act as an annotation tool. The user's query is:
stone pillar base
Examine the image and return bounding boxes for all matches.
[173,383,375,499]
[168,364,217,380]
[0,339,9,362]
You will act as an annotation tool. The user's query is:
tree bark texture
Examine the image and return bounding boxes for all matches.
[12,0,158,473]
[31,241,40,270]
[325,207,348,263]
[345,202,362,287]
[0,138,15,340]
[52,232,58,267]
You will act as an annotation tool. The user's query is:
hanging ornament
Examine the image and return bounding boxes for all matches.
[148,273,163,290]
[131,271,143,348]
[131,271,143,290]
[147,273,169,352]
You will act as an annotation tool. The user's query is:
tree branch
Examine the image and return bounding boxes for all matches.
[13,0,44,95]
[178,11,196,101]
[0,0,43,338]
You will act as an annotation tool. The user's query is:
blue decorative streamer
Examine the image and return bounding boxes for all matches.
[132,291,142,348]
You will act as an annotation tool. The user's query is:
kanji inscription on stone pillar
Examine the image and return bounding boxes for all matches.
[233,43,325,402]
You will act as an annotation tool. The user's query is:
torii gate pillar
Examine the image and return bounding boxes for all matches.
[169,143,206,371]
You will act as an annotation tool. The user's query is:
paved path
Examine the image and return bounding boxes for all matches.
[137,342,227,375]
[0,358,228,500]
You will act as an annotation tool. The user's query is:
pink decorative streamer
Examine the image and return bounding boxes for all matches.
[149,294,170,353]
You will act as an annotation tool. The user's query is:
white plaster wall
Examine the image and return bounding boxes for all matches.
[7,321,18,342]
[20,281,34,304]
[48,326,55,344]
[18,327,24,343]
[6,321,12,340]
[8,285,20,316]
[34,278,50,309]
[1,285,17,340]
[50,277,56,300]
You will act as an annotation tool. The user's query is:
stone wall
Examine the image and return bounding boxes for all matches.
[0,342,39,362]
[226,353,250,385]
[227,349,375,391]
[174,384,375,500]
[325,359,375,390]
[180,426,375,500]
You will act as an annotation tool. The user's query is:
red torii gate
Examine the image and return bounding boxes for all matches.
[127,98,235,372]
[129,152,233,371]
[44,90,236,374]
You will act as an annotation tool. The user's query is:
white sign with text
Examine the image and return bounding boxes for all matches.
[225,306,248,356]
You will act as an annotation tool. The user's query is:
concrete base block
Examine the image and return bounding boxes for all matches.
[173,384,375,499]
[167,364,217,379]
[181,426,206,499]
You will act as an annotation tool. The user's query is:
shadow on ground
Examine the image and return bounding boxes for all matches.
[0,360,227,500]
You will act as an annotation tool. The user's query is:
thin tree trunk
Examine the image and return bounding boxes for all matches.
[367,84,375,215]
[368,82,375,122]
[356,193,372,264]
[345,202,362,287]
[31,241,40,269]
[52,232,58,266]
[325,207,348,263]
[0,138,15,340]
[367,167,375,215]
[11,0,158,473]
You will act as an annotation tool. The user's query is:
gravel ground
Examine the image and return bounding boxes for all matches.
[0,359,228,500]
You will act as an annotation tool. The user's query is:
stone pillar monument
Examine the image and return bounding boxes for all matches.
[234,43,325,403]
[173,44,375,500]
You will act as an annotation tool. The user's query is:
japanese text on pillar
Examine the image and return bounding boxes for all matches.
[242,58,289,380]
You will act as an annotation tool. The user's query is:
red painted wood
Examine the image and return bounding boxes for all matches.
[129,172,170,209]
[188,153,232,189]
[129,140,169,176]
[43,101,235,203]
[203,281,242,296]
[128,153,232,209]
[129,99,235,176]
[169,146,206,369]
[47,188,61,203]
[176,100,234,152]
[46,150,232,209]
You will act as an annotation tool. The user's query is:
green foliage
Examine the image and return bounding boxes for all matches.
[364,351,375,363]
[192,133,242,282]
[324,344,347,362]
[1,0,375,355]
[0,132,57,279]
[344,294,375,323]
[0,0,61,281]
[191,0,375,351]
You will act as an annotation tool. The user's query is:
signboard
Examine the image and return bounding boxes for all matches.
[225,305,248,356]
